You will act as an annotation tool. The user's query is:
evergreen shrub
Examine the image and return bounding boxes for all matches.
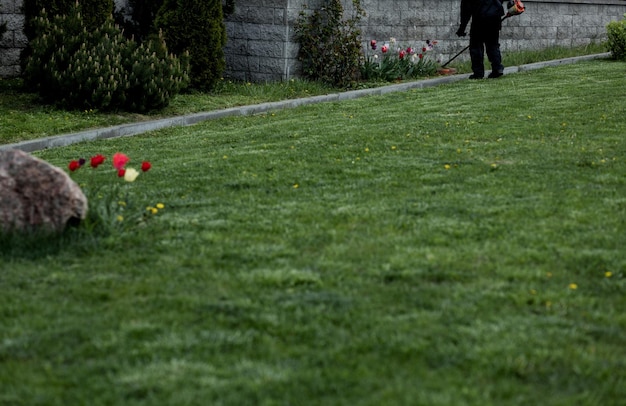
[155,0,226,91]
[294,0,365,88]
[114,0,234,45]
[114,0,165,43]
[606,14,626,60]
[21,0,114,70]
[22,0,113,41]
[23,5,189,112]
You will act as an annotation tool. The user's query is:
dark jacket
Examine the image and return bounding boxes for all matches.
[460,0,505,28]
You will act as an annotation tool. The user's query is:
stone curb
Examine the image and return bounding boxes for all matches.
[0,53,611,153]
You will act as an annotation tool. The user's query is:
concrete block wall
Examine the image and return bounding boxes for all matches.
[500,0,626,52]
[224,0,302,82]
[223,0,626,82]
[0,0,26,77]
[1,0,626,80]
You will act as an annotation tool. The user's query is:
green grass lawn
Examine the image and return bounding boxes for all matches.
[2,59,626,405]
[0,43,607,146]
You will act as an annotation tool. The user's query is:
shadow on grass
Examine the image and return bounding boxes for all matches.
[0,225,102,260]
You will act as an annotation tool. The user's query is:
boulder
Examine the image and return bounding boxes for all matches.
[0,149,88,233]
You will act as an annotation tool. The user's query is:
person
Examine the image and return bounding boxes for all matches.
[456,0,506,79]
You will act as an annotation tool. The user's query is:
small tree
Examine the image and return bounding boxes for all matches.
[294,0,365,88]
[155,0,227,91]
[607,14,626,60]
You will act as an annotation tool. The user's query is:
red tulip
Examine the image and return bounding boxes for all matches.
[141,161,152,172]
[117,169,126,178]
[90,154,105,168]
[112,152,130,170]
[69,160,80,171]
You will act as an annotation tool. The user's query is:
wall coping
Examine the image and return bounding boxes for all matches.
[524,0,626,5]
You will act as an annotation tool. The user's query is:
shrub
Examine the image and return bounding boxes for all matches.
[606,14,626,60]
[22,0,113,41]
[21,0,114,68]
[23,5,189,112]
[114,0,165,43]
[155,0,227,91]
[115,0,233,43]
[294,0,365,88]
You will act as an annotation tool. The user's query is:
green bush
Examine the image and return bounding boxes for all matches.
[606,14,626,60]
[23,5,189,112]
[21,0,114,69]
[114,0,165,43]
[22,0,113,41]
[115,0,234,44]
[294,0,365,88]
[155,0,226,91]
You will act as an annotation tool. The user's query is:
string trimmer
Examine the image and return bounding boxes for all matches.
[441,0,525,68]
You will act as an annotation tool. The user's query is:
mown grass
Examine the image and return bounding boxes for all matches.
[0,43,607,145]
[1,59,626,405]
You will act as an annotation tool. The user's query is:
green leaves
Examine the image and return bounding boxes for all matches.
[294,0,365,88]
[606,13,626,60]
[23,4,189,112]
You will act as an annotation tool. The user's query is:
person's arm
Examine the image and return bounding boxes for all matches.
[457,0,471,36]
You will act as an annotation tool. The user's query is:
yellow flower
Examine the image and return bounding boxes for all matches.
[444,164,451,170]
[605,271,612,278]
[118,201,126,207]
[569,283,578,290]
[117,215,124,222]
[293,183,299,189]
[156,203,165,209]
[124,168,139,182]
[364,147,370,153]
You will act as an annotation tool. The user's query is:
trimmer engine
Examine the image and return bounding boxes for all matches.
[506,0,525,17]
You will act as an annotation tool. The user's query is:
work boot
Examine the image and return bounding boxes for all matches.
[488,71,503,79]
[469,74,483,80]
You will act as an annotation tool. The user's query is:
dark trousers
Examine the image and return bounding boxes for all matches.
[469,16,503,77]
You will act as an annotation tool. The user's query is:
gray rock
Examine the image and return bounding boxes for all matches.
[0,149,87,233]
